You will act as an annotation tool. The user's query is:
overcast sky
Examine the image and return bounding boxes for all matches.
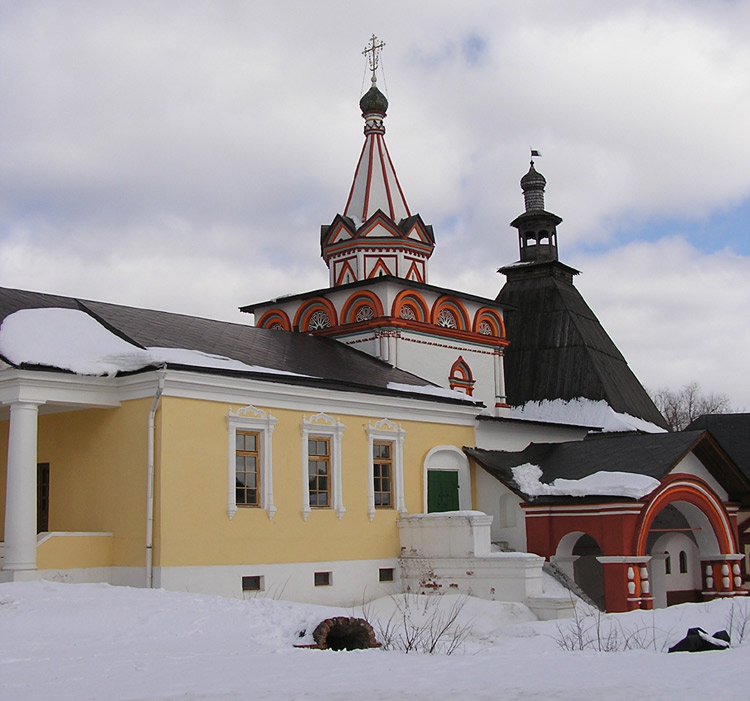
[1,1,749,409]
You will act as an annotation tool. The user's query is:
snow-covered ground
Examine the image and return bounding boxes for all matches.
[2,582,749,700]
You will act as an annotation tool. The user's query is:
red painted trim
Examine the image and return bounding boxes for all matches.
[362,137,375,221]
[634,476,738,556]
[293,297,339,331]
[375,134,396,220]
[367,258,394,278]
[405,260,425,283]
[357,213,401,239]
[391,290,430,323]
[344,140,369,218]
[334,259,357,286]
[380,134,411,217]
[314,315,509,348]
[431,296,471,331]
[324,238,433,256]
[255,309,292,331]
[472,307,506,339]
[340,290,385,324]
[449,356,475,396]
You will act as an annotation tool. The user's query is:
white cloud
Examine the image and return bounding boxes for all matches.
[1,1,749,407]
[573,238,750,410]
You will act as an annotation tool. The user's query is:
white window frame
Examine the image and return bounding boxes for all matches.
[301,412,346,520]
[227,405,277,520]
[366,418,406,520]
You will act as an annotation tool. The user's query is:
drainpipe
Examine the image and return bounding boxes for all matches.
[146,368,166,588]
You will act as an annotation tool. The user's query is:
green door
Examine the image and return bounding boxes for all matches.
[427,470,459,512]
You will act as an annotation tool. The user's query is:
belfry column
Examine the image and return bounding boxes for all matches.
[2,401,43,572]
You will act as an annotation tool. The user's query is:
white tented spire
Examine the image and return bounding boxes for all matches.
[343,82,410,226]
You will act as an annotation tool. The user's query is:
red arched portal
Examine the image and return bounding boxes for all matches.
[635,476,738,557]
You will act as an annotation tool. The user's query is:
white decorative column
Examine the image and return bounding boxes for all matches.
[3,401,43,572]
[494,349,507,414]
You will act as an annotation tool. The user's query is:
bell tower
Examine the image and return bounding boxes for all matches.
[510,157,562,264]
[319,35,435,287]
[245,37,510,414]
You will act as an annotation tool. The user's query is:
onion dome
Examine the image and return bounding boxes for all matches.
[359,85,388,115]
[521,163,546,212]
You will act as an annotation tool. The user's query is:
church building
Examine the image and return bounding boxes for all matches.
[1,38,748,615]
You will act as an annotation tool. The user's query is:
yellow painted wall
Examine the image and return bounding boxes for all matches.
[155,397,475,568]
[0,399,153,567]
[0,391,474,573]
[37,533,114,570]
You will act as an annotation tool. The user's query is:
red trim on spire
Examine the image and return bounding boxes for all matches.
[344,140,369,218]
[380,138,410,218]
[375,135,396,220]
[361,137,376,221]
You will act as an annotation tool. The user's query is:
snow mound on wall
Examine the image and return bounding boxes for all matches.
[512,462,660,499]
[0,308,303,377]
[387,382,475,401]
[510,398,666,433]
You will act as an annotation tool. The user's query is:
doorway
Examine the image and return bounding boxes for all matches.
[427,470,459,512]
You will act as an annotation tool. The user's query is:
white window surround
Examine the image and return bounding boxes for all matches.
[301,412,346,520]
[227,405,277,520]
[366,418,406,520]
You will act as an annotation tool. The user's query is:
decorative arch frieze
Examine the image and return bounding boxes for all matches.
[431,297,470,331]
[472,308,506,339]
[255,309,292,331]
[340,291,385,324]
[391,290,429,323]
[294,298,339,332]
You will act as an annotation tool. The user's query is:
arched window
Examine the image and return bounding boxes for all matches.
[294,298,338,332]
[665,554,672,575]
[340,291,384,324]
[679,550,688,574]
[431,297,470,330]
[437,309,457,328]
[449,356,475,396]
[391,290,429,323]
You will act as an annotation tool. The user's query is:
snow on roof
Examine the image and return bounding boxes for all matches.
[510,398,666,433]
[0,308,305,378]
[511,462,660,499]
[387,381,476,402]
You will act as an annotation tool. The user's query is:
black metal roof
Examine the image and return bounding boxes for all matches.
[466,429,750,503]
[242,274,511,314]
[0,286,478,404]
[496,262,668,430]
[686,414,750,481]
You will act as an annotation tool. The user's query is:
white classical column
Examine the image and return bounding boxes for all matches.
[494,349,507,413]
[3,401,42,571]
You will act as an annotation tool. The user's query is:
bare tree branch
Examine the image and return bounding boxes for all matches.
[651,382,733,431]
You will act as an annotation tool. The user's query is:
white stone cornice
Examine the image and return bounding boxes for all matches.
[0,367,480,426]
[153,369,479,425]
[0,369,121,409]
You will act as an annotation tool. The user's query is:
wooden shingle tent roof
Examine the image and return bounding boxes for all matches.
[496,162,668,430]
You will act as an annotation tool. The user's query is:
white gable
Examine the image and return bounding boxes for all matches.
[669,451,728,501]
[330,227,353,243]
[360,222,398,238]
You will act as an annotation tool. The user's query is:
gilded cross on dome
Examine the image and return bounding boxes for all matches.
[362,34,385,84]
